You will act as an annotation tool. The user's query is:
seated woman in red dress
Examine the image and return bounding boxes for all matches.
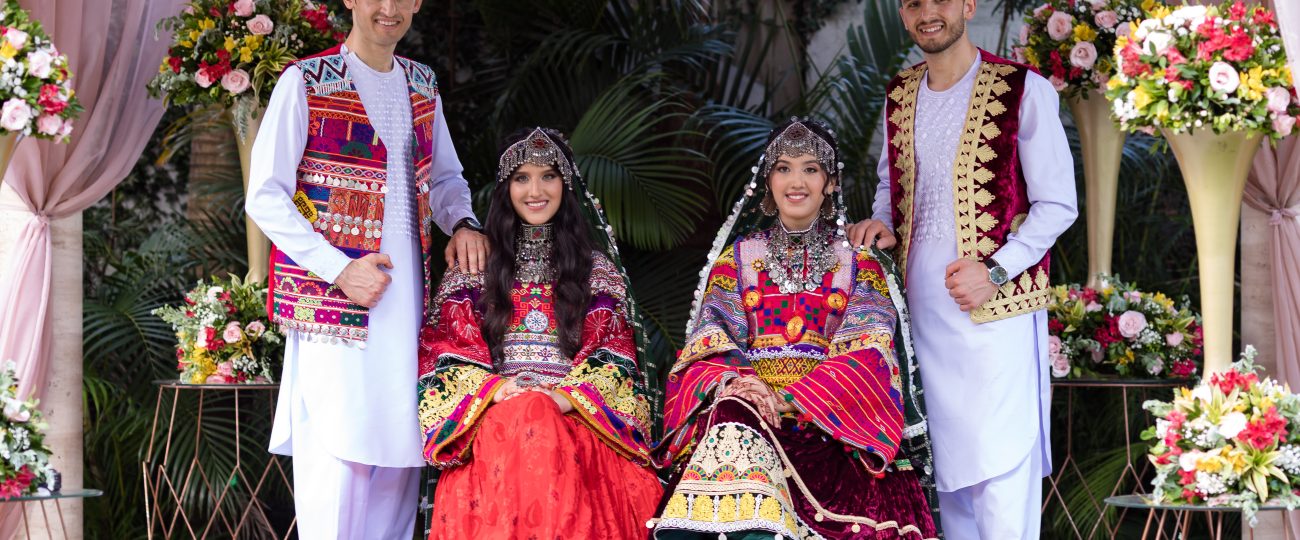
[417,128,661,539]
[649,118,940,540]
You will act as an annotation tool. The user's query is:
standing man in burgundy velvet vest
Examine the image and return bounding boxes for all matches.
[849,0,1078,537]
[244,0,486,537]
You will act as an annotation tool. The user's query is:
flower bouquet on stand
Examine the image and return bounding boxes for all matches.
[0,0,81,143]
[0,361,56,498]
[1048,276,1202,379]
[152,276,283,384]
[1143,346,1300,524]
[1015,0,1148,95]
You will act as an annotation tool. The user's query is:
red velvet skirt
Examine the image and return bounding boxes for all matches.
[429,392,663,540]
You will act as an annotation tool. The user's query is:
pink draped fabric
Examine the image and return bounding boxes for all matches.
[0,0,184,399]
[1246,138,1300,388]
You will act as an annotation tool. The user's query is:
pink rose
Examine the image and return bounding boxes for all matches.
[1019,24,1030,45]
[1116,22,1132,38]
[1093,70,1110,86]
[1049,75,1068,92]
[233,0,255,17]
[1071,41,1098,70]
[1012,47,1027,63]
[247,14,274,36]
[1086,0,1106,9]
[1208,62,1240,94]
[3,403,29,423]
[1148,361,1164,376]
[1274,115,1296,137]
[195,70,215,88]
[26,49,52,79]
[222,322,243,343]
[1047,11,1075,41]
[253,376,270,384]
[217,361,234,377]
[1265,87,1291,114]
[1095,10,1119,29]
[4,28,28,50]
[1166,332,1185,347]
[57,120,72,138]
[246,320,266,336]
[1050,352,1071,378]
[1086,301,1103,312]
[221,69,251,94]
[1033,3,1052,18]
[0,98,32,132]
[205,374,229,384]
[1048,335,1063,355]
[34,114,61,136]
[1117,310,1148,339]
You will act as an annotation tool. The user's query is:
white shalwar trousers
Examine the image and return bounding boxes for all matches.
[937,446,1044,540]
[289,406,420,540]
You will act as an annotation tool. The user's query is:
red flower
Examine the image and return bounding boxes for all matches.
[1171,359,1197,378]
[1120,44,1149,78]
[1177,468,1197,486]
[1223,27,1254,62]
[1165,49,1187,66]
[176,348,185,360]
[1238,406,1288,450]
[1080,288,1099,303]
[1229,1,1247,21]
[208,6,221,18]
[1181,488,1200,502]
[168,55,183,73]
[1048,318,1065,335]
[1210,369,1258,395]
[1254,8,1276,27]
[302,7,333,33]
[205,327,221,351]
[37,84,66,115]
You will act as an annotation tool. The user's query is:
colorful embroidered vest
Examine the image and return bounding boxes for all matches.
[884,49,1051,324]
[267,45,441,342]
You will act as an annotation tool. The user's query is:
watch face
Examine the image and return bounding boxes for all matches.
[990,266,1009,285]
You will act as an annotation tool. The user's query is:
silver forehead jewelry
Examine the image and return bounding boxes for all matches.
[496,128,576,184]
[762,119,838,176]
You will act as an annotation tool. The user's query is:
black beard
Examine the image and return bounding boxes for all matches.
[910,18,966,54]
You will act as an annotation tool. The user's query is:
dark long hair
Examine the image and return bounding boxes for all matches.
[481,128,594,364]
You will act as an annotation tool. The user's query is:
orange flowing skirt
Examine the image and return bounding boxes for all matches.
[429,392,663,540]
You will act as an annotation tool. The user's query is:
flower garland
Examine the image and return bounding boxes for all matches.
[152,276,283,384]
[0,0,80,141]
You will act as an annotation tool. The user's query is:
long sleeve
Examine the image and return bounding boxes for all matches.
[990,72,1080,278]
[553,256,653,463]
[779,251,906,474]
[244,66,353,283]
[872,114,895,228]
[425,94,476,235]
[659,245,755,464]
[416,268,503,468]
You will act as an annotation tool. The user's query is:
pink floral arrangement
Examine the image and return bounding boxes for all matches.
[0,0,81,142]
[1014,0,1148,97]
[1143,346,1300,524]
[152,276,282,384]
[147,0,347,110]
[1048,277,1202,379]
[0,361,55,498]
[1105,1,1300,139]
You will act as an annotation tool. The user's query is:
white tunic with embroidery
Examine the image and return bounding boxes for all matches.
[872,56,1078,491]
[246,45,474,468]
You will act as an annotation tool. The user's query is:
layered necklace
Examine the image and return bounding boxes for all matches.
[515,223,555,284]
[765,218,835,294]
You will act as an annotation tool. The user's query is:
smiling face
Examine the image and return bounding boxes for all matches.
[343,0,421,50]
[900,0,975,54]
[509,163,565,225]
[767,153,834,231]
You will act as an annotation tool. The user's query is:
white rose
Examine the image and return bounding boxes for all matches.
[1191,384,1212,403]
[4,28,28,50]
[1179,451,1201,472]
[34,114,61,136]
[25,49,52,79]
[1218,411,1247,439]
[1265,87,1291,114]
[1208,62,1240,94]
[1145,31,1175,56]
[0,98,33,132]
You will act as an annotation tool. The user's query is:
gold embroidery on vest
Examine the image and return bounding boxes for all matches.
[952,62,1016,261]
[887,67,925,276]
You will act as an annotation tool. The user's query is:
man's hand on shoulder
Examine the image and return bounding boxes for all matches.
[445,227,488,275]
[845,219,897,250]
[337,253,393,308]
[944,258,999,312]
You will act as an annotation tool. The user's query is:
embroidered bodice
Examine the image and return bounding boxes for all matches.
[500,281,567,386]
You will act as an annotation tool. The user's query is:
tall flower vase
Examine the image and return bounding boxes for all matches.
[1162,128,1263,374]
[1068,92,1126,289]
[231,104,269,284]
[0,132,20,178]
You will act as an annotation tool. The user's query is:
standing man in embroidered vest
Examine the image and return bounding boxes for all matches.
[245,0,486,537]
[848,0,1077,537]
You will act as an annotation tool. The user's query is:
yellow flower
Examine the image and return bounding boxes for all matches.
[224,36,237,52]
[1134,86,1154,111]
[1283,66,1293,86]
[1119,349,1136,365]
[1074,24,1098,42]
[243,35,263,51]
[1141,0,1159,13]
[1150,6,1173,19]
[159,60,169,73]
[1024,47,1039,66]
[200,19,216,31]
[0,43,16,60]
[189,30,201,42]
[1116,35,1130,50]
[1239,66,1267,102]
[1224,446,1250,474]
[179,40,194,48]
[1107,77,1124,91]
[239,47,253,63]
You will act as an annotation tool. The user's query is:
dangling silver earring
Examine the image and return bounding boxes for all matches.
[761,191,778,216]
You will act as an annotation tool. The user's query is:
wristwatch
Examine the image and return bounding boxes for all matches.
[452,217,482,233]
[984,258,1009,286]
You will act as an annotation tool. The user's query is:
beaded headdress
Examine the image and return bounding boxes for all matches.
[496,127,576,184]
[760,120,839,177]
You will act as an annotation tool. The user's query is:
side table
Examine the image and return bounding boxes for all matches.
[141,380,292,539]
[1106,494,1293,539]
[1045,378,1190,539]
[0,489,103,539]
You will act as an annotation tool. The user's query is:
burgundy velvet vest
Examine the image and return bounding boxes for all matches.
[884,49,1051,324]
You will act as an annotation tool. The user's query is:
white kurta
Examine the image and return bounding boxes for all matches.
[872,56,1078,492]
[246,46,474,468]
